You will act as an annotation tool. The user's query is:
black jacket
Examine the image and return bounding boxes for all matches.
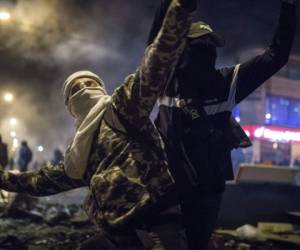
[151,0,297,194]
[0,142,8,169]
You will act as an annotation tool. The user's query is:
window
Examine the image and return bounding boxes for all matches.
[288,66,300,81]
[265,96,300,128]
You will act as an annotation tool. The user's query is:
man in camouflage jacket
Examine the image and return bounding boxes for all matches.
[0,0,196,249]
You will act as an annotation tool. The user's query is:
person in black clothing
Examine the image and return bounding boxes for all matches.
[50,148,64,166]
[148,0,297,249]
[9,140,35,214]
[0,134,8,170]
[0,134,8,201]
[17,141,32,172]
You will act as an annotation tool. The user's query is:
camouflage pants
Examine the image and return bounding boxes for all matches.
[79,223,188,250]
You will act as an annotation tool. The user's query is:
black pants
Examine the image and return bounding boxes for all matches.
[80,205,188,250]
[79,224,188,250]
[181,192,223,250]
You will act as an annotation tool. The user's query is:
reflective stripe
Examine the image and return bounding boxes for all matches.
[204,64,240,115]
[157,64,241,115]
[157,96,182,108]
[229,64,240,108]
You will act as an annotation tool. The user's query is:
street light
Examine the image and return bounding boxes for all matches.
[10,131,16,138]
[265,113,272,120]
[37,145,44,152]
[0,11,10,21]
[9,117,17,126]
[3,92,14,103]
[12,138,18,151]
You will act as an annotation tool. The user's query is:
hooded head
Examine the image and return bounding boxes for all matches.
[187,21,225,47]
[62,71,107,125]
[178,21,225,95]
[182,22,225,73]
[63,71,110,179]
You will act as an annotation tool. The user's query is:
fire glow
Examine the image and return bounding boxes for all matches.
[242,125,300,143]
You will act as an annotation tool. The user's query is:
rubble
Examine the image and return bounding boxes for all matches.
[1,196,300,249]
[214,222,300,250]
[0,201,98,250]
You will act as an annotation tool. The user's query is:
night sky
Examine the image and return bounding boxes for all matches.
[0,0,299,163]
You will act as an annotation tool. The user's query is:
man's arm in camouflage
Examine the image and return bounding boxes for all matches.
[0,163,86,196]
[111,0,195,128]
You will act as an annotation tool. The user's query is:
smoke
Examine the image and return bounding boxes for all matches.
[0,79,51,163]
[52,36,121,63]
[0,0,299,165]
[0,0,60,54]
[0,0,156,164]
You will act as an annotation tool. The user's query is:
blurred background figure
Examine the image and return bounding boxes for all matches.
[8,157,15,170]
[17,140,32,172]
[293,155,300,184]
[50,148,64,166]
[7,141,36,215]
[293,156,300,168]
[0,134,8,203]
[0,134,8,170]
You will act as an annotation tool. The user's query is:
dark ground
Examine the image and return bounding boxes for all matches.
[0,201,299,250]
[0,185,300,250]
[0,200,99,250]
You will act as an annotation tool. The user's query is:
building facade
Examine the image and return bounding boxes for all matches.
[233,50,300,170]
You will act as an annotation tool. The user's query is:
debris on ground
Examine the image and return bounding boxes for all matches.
[0,201,98,250]
[214,222,300,250]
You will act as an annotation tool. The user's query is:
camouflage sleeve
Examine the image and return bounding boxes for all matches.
[0,163,86,196]
[111,0,192,127]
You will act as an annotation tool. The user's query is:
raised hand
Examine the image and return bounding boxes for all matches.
[282,0,296,4]
[179,0,198,12]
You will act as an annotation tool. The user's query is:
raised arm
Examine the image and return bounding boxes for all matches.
[111,0,195,128]
[235,0,297,104]
[147,0,172,46]
[0,163,86,196]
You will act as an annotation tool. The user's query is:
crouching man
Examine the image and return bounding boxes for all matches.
[0,0,197,248]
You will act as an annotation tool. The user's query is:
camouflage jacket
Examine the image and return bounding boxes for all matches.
[0,0,192,230]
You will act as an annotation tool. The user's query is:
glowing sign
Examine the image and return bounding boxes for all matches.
[254,127,264,138]
[242,125,300,143]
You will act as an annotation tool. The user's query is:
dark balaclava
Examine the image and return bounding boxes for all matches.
[178,41,218,97]
[178,21,224,97]
[185,40,217,76]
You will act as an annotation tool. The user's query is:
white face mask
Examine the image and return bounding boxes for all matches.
[68,87,106,125]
